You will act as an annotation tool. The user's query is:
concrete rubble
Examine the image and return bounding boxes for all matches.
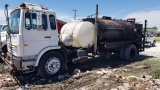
[0,74,17,87]
[97,68,160,90]
[73,69,81,76]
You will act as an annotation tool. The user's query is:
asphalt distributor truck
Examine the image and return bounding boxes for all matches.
[0,3,147,78]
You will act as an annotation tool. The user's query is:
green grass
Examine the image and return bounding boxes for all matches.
[135,59,160,68]
[156,37,160,42]
[117,59,160,77]
[121,71,138,76]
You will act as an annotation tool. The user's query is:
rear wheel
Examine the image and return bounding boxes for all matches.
[124,44,137,61]
[38,51,65,78]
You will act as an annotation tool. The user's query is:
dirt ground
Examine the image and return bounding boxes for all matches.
[0,43,160,90]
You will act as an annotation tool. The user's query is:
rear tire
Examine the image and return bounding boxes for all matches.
[124,44,137,61]
[38,51,65,78]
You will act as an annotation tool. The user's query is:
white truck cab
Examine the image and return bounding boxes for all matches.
[145,33,156,46]
[8,3,60,57]
[1,3,67,78]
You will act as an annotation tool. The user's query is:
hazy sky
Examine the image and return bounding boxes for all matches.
[0,0,160,29]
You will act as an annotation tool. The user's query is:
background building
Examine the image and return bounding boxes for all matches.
[146,26,160,36]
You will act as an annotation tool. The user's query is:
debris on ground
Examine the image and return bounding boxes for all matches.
[0,74,17,87]
[0,43,160,89]
[73,69,81,76]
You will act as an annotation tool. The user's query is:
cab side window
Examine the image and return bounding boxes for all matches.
[25,13,31,30]
[25,13,37,30]
[32,13,37,29]
[49,15,56,30]
[42,14,47,30]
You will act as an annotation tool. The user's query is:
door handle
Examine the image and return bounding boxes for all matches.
[44,36,51,38]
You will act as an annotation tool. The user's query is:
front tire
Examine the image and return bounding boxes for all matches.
[38,51,65,78]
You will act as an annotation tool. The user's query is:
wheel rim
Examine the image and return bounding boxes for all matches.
[45,57,61,74]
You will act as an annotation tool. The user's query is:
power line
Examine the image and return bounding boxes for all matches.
[72,9,78,20]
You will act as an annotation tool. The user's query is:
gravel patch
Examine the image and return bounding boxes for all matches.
[140,43,160,58]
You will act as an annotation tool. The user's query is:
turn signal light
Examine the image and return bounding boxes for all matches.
[13,45,18,48]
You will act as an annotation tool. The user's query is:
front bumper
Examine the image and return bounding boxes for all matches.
[1,52,22,69]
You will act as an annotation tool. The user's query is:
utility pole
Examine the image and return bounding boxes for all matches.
[72,9,78,20]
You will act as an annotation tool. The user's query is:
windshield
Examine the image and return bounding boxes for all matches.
[10,9,21,34]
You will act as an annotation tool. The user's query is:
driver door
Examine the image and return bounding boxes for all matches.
[23,10,51,57]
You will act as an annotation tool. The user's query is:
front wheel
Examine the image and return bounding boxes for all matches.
[38,51,65,78]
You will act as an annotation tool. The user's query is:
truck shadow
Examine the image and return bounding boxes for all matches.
[12,54,154,87]
[72,54,154,71]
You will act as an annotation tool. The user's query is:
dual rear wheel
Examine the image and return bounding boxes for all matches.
[120,44,138,61]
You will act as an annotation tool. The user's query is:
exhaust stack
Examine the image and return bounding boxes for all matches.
[94,4,98,55]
